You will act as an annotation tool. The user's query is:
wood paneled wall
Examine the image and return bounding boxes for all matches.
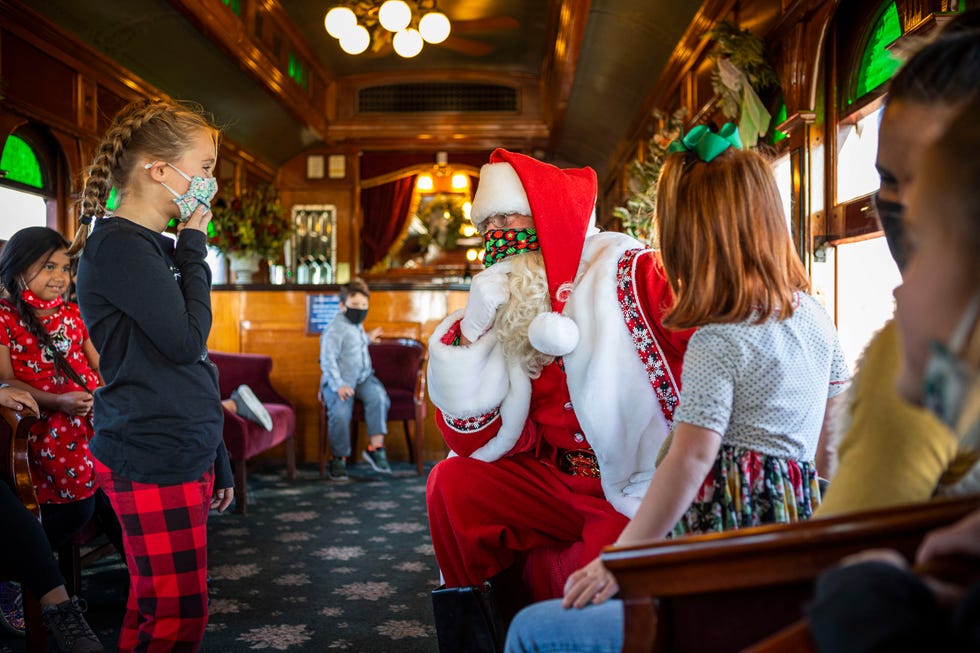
[208,287,469,467]
[0,0,275,237]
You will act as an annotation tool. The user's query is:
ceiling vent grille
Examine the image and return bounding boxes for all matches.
[358,83,517,113]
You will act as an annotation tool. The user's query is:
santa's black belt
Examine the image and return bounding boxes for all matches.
[557,448,600,479]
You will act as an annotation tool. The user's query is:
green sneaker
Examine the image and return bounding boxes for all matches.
[362,447,392,474]
[329,457,349,481]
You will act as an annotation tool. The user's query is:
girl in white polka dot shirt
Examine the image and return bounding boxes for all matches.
[563,126,850,608]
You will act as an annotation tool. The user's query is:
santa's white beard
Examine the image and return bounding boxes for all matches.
[493,252,555,378]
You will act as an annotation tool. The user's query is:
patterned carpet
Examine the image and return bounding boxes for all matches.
[1,461,441,653]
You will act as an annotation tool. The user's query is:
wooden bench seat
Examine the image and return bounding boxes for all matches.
[602,494,980,653]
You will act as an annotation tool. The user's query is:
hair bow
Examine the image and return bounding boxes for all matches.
[668,123,743,163]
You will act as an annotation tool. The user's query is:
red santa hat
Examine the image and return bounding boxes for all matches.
[471,148,598,357]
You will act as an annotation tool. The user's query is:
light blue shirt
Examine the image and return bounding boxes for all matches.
[319,313,373,391]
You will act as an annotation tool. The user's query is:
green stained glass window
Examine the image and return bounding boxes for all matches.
[0,135,44,189]
[853,2,902,103]
[773,101,789,144]
[288,52,309,90]
[221,0,242,18]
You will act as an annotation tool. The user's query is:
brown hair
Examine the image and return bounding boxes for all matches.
[655,146,809,330]
[340,277,371,303]
[887,31,980,108]
[919,96,980,283]
[69,98,219,256]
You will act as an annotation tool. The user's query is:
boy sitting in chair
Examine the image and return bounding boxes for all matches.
[320,278,390,480]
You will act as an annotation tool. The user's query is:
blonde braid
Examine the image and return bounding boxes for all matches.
[69,98,217,256]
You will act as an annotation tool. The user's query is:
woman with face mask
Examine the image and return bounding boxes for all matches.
[71,97,234,652]
[816,24,980,515]
[804,92,980,653]
[318,277,391,480]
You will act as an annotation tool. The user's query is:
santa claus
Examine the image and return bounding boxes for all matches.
[426,148,691,651]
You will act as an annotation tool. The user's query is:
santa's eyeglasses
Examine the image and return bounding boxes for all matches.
[480,213,531,231]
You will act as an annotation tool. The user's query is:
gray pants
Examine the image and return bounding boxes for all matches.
[323,374,390,457]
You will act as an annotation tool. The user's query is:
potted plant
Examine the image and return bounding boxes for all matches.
[612,107,688,245]
[209,184,290,284]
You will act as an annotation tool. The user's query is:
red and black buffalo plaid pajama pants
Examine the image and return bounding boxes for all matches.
[94,458,214,652]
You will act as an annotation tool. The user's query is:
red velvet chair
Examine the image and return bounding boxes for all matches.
[318,337,427,476]
[0,407,45,652]
[209,350,297,514]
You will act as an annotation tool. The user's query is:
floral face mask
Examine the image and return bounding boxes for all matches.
[151,162,218,222]
[483,228,539,268]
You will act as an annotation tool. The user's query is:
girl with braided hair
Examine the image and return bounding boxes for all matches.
[72,97,233,652]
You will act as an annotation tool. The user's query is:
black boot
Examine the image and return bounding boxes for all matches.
[431,566,532,653]
[432,583,500,653]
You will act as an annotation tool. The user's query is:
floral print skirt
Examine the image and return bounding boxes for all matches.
[671,444,820,537]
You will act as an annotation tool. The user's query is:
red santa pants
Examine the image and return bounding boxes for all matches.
[426,452,629,601]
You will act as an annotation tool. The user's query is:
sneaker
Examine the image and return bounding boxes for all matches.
[362,447,392,474]
[0,581,24,636]
[41,597,105,653]
[329,457,350,481]
[231,384,273,431]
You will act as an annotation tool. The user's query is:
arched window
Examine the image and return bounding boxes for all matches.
[852,2,902,104]
[0,134,44,189]
[820,0,906,369]
[0,133,49,240]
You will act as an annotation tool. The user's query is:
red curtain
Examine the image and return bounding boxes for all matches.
[360,175,417,270]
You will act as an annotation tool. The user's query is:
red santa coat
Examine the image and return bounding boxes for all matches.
[426,232,691,596]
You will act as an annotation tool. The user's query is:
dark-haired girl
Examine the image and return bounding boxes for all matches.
[0,226,103,548]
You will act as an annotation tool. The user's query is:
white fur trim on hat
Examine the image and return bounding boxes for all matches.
[471,162,531,226]
[528,312,580,357]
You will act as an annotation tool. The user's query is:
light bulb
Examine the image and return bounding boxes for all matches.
[416,175,434,191]
[466,248,479,262]
[339,24,370,54]
[419,12,450,44]
[451,173,468,190]
[393,28,424,58]
[462,201,472,219]
[324,6,356,39]
[378,0,411,32]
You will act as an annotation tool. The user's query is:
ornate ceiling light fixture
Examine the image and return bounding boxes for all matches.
[324,1,451,58]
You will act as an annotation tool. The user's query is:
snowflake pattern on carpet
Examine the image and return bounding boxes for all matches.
[0,463,440,653]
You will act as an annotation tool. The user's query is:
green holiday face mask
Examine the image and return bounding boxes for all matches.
[483,228,539,267]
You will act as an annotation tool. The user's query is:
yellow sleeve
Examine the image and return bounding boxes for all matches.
[816,320,960,517]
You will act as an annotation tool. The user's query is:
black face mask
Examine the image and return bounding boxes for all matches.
[345,307,368,325]
[872,191,909,273]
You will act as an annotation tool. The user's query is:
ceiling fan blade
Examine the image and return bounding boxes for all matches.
[437,35,494,57]
[450,16,520,34]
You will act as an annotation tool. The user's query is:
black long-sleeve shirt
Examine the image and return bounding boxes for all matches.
[76,217,232,489]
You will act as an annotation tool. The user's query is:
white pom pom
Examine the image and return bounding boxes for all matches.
[528,312,580,357]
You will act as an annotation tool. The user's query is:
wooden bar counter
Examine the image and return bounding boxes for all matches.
[208,282,469,468]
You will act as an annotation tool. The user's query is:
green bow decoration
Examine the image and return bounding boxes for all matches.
[668,123,743,162]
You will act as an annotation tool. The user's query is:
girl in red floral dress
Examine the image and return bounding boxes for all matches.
[0,226,110,550]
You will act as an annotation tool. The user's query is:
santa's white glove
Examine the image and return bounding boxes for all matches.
[460,263,511,343]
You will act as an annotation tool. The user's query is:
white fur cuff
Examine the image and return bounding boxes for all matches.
[427,310,511,416]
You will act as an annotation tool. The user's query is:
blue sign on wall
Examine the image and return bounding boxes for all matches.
[306,293,341,334]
